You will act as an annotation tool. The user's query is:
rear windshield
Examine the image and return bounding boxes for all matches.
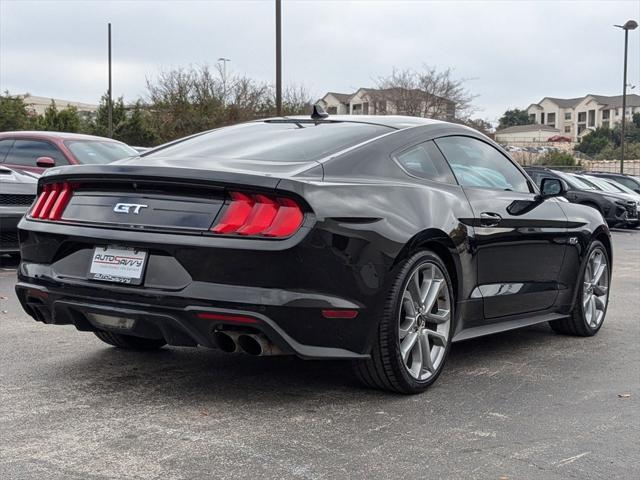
[65,140,138,164]
[146,122,393,162]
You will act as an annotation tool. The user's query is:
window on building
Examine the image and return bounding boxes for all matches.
[602,109,610,120]
[578,125,586,135]
[578,112,586,122]
[616,109,620,116]
[540,112,545,124]
[564,111,572,120]
[394,141,456,184]
[434,136,530,193]
[564,126,571,133]
[351,103,362,114]
[588,110,595,127]
[547,113,556,127]
[327,106,337,115]
[529,114,536,123]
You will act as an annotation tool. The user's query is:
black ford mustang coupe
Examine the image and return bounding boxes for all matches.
[16,114,612,393]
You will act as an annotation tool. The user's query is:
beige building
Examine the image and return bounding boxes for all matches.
[20,94,98,117]
[526,94,640,141]
[318,87,456,120]
[494,124,561,143]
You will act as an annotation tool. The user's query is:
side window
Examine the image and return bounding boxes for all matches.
[615,177,638,190]
[395,141,457,184]
[0,139,14,162]
[526,171,542,187]
[435,136,531,193]
[5,140,68,167]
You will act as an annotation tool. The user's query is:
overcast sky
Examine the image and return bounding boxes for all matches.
[1,0,639,123]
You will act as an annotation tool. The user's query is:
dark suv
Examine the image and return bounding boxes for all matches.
[525,166,638,227]
[588,172,640,194]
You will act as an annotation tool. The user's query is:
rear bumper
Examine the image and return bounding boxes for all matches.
[15,279,369,360]
[15,210,403,359]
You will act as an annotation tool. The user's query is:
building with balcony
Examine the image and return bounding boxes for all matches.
[526,94,640,140]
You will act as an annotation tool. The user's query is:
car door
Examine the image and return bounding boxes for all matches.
[3,139,68,174]
[434,135,568,320]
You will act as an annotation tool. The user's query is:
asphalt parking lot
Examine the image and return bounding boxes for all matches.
[0,230,638,480]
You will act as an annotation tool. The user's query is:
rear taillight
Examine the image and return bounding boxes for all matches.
[212,191,304,238]
[30,182,73,220]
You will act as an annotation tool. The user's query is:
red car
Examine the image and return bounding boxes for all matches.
[547,135,572,142]
[0,131,138,174]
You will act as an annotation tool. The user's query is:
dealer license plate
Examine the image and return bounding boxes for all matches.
[88,246,148,285]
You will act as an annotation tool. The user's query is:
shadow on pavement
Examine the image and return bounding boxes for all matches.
[49,322,560,402]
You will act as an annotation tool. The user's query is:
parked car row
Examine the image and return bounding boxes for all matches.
[525,166,640,228]
[502,145,563,154]
[0,132,141,255]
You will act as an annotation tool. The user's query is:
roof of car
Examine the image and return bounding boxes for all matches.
[0,131,123,142]
[263,115,446,130]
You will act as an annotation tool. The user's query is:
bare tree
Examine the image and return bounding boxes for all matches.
[144,64,311,143]
[372,66,477,120]
[281,84,313,116]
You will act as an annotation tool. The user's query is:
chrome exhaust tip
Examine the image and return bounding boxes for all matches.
[237,334,282,356]
[212,331,239,353]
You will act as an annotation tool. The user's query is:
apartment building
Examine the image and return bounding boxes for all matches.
[526,94,640,141]
[318,87,456,120]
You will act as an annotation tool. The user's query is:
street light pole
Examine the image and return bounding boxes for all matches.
[615,20,638,174]
[108,22,113,138]
[217,57,230,105]
[275,0,282,116]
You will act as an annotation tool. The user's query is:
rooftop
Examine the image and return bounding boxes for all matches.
[531,94,640,110]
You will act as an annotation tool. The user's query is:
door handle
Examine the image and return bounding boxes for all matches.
[480,212,502,227]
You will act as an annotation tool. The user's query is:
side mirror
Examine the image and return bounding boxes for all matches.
[539,177,567,199]
[36,156,56,168]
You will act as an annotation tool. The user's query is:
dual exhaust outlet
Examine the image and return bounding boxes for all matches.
[213,331,283,356]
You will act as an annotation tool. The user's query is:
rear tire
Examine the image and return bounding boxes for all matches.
[94,330,167,350]
[353,250,454,394]
[549,240,610,336]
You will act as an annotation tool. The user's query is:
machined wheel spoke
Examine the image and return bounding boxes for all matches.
[409,339,423,377]
[594,310,604,326]
[589,296,597,324]
[425,308,450,324]
[583,292,592,309]
[593,285,608,296]
[419,331,434,373]
[399,294,417,338]
[401,331,419,363]
[408,272,422,306]
[423,278,444,312]
[593,295,606,311]
[427,329,448,347]
[592,263,606,285]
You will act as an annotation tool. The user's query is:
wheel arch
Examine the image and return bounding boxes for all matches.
[392,229,461,300]
[593,226,613,266]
